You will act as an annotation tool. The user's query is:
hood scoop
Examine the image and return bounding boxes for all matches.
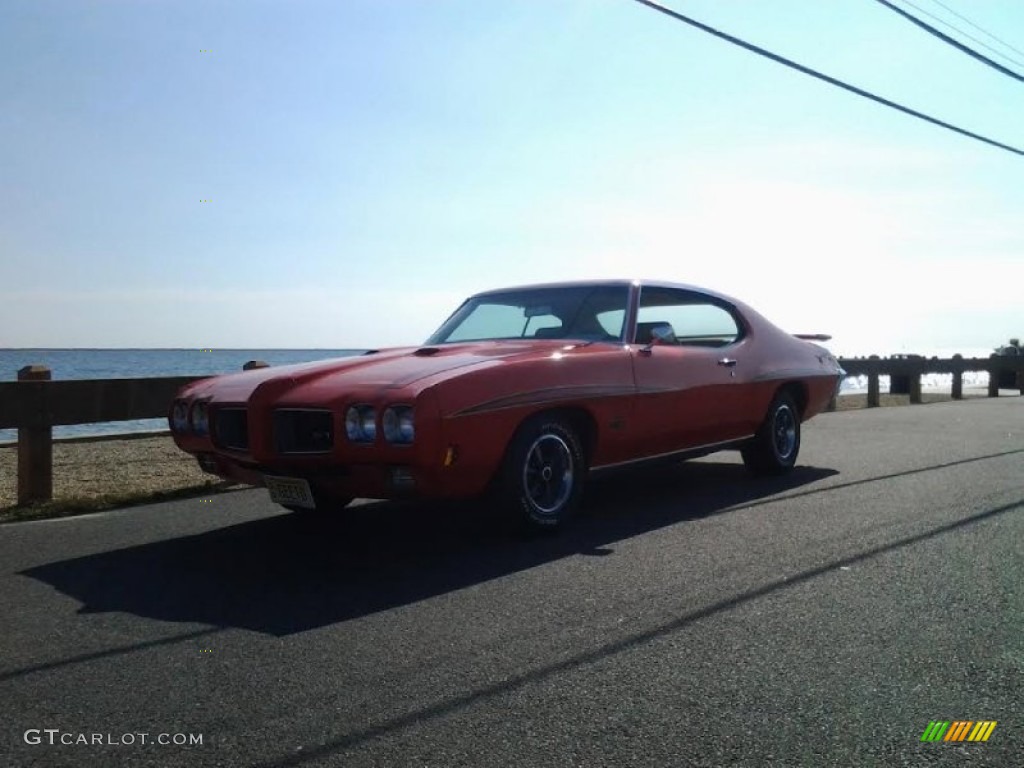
[414,347,442,356]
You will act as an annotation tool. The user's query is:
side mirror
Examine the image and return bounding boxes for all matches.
[650,324,677,345]
[640,322,677,354]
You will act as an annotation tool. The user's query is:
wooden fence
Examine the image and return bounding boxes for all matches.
[835,355,1024,408]
[0,361,268,506]
[2,355,1023,506]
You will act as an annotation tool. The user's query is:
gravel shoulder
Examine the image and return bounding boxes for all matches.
[0,433,229,513]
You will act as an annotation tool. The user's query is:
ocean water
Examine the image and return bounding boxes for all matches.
[840,371,989,394]
[0,349,362,442]
[0,348,996,443]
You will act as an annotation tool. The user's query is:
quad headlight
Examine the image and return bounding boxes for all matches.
[382,406,414,444]
[345,405,376,442]
[189,400,210,435]
[170,400,190,432]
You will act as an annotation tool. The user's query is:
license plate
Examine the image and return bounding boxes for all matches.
[264,475,315,509]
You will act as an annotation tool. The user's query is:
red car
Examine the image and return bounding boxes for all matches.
[170,280,843,531]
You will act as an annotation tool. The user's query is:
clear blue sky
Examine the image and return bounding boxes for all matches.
[2,0,1021,356]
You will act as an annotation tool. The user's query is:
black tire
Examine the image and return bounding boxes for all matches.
[741,391,801,475]
[496,415,587,533]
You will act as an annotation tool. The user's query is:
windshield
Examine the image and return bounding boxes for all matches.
[425,284,630,345]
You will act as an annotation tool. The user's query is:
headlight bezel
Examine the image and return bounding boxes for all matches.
[170,399,190,433]
[189,399,210,435]
[382,405,415,444]
[345,404,377,443]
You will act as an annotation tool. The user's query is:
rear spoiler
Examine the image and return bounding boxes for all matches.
[793,333,832,342]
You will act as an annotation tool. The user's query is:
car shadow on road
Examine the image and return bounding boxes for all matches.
[20,461,837,636]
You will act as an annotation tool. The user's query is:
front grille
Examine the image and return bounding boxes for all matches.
[214,408,249,451]
[273,409,334,454]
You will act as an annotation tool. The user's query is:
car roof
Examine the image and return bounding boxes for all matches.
[470,279,739,305]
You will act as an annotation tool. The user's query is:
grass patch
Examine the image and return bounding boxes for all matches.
[0,481,244,524]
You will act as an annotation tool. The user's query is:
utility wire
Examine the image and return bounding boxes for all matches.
[872,0,1024,83]
[926,0,1024,61]
[629,0,1024,157]
[898,0,1024,70]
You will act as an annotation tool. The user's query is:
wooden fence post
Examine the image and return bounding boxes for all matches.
[17,365,53,505]
[909,373,922,404]
[243,360,269,370]
[951,354,963,400]
[867,357,880,408]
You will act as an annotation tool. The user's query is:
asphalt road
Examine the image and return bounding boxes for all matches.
[2,397,1022,767]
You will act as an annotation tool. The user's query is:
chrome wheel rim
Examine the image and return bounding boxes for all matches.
[773,405,797,460]
[522,434,574,515]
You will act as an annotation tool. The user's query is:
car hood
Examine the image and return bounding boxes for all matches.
[182,341,581,401]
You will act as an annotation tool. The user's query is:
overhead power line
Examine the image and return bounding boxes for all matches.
[628,0,1024,157]
[873,0,1024,83]
[898,0,1024,70]
[925,0,1024,61]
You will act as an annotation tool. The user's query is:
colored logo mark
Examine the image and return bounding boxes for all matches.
[920,721,997,742]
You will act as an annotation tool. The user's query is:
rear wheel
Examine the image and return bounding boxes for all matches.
[497,415,586,533]
[742,392,801,475]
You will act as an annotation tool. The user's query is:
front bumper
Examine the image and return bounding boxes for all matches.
[194,452,443,501]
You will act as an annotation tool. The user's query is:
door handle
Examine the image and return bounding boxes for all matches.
[717,358,737,367]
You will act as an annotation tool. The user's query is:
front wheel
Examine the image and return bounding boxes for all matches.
[496,416,586,533]
[742,392,801,475]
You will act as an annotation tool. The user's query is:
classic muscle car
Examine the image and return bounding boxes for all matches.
[170,280,844,531]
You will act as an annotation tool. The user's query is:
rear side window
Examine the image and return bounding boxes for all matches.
[635,288,742,347]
